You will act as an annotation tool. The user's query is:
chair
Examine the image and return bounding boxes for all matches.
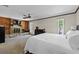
[34,29,45,35]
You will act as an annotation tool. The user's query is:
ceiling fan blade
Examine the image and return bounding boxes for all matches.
[28,13,31,18]
[1,5,9,7]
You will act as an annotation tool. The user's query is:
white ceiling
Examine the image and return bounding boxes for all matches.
[0,5,78,20]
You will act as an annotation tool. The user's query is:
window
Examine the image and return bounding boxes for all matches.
[58,19,64,34]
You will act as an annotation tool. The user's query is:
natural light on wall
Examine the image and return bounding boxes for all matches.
[58,19,64,34]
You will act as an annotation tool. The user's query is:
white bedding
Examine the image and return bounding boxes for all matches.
[66,30,79,39]
[0,35,31,54]
[69,35,79,50]
[24,33,79,54]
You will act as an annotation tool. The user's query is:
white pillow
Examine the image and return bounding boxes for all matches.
[66,30,79,39]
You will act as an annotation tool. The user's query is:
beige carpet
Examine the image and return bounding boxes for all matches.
[0,39,26,54]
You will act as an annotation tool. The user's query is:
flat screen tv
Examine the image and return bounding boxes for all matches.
[0,27,5,43]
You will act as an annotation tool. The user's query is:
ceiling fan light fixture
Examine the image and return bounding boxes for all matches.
[23,13,31,19]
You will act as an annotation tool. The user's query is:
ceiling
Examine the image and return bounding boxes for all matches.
[0,5,78,20]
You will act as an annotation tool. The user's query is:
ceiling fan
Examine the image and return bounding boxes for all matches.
[23,13,31,19]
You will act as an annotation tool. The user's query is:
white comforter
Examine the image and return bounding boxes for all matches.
[24,33,79,54]
[66,30,79,39]
[0,35,31,54]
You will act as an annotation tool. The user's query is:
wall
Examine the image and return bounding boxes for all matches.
[0,17,11,34]
[29,14,76,34]
[21,21,29,31]
[76,9,79,25]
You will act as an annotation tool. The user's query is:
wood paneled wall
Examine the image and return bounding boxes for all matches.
[0,17,11,34]
[0,16,30,34]
[21,21,29,31]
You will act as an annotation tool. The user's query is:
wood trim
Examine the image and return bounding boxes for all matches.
[75,6,79,13]
[30,12,75,21]
[30,6,79,22]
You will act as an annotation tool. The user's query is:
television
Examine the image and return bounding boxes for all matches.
[0,26,5,43]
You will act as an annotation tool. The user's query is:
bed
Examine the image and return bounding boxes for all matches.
[0,34,31,54]
[24,33,79,54]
